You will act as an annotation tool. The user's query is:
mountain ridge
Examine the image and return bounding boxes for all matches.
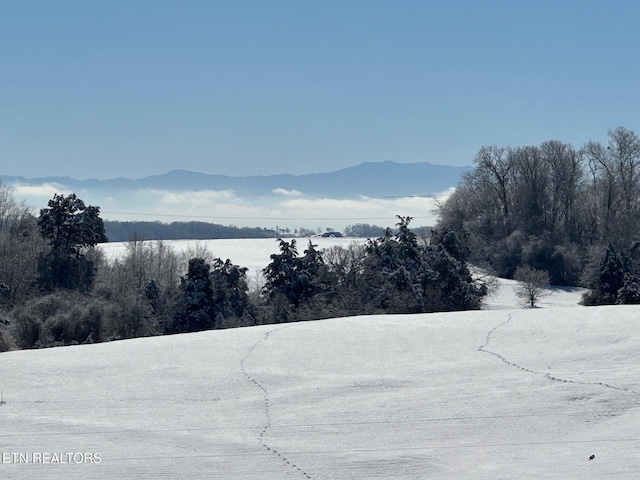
[0,161,471,199]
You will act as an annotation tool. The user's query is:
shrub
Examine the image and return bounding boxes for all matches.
[616,273,640,304]
[9,292,106,348]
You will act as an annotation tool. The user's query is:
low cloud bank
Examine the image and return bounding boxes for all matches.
[13,182,71,205]
[14,184,453,231]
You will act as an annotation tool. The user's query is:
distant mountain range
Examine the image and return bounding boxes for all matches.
[0,161,471,199]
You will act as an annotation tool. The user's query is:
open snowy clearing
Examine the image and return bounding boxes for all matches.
[1,240,638,479]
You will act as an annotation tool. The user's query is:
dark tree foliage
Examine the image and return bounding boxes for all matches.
[617,273,640,305]
[426,245,487,311]
[262,239,300,307]
[210,258,255,325]
[38,249,96,292]
[37,193,107,291]
[261,239,334,321]
[104,220,275,242]
[395,215,418,251]
[361,217,486,313]
[173,256,256,332]
[582,243,634,305]
[38,194,107,251]
[598,244,630,303]
[173,258,217,333]
[431,225,470,263]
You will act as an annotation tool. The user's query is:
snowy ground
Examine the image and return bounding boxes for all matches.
[98,237,368,284]
[1,240,639,479]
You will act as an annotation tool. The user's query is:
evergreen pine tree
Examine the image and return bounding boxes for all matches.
[598,244,630,303]
[361,217,486,313]
[431,225,470,263]
[262,239,300,307]
[210,258,254,323]
[37,193,107,291]
[173,257,216,333]
[616,273,640,304]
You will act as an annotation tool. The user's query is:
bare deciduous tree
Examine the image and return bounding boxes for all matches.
[514,265,550,308]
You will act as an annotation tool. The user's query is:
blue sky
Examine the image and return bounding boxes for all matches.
[2,0,640,180]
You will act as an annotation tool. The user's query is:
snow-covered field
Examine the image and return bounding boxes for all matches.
[1,239,639,479]
[98,237,368,283]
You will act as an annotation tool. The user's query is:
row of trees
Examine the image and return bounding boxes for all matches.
[105,221,389,242]
[105,220,276,242]
[437,126,640,304]
[260,217,487,322]
[15,123,640,350]
[0,183,488,349]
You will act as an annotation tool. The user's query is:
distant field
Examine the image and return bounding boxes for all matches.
[98,237,368,281]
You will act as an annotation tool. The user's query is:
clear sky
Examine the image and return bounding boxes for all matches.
[2,0,640,180]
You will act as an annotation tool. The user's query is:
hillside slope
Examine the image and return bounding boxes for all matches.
[0,287,639,479]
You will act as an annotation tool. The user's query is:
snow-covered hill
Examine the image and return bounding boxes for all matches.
[1,272,639,479]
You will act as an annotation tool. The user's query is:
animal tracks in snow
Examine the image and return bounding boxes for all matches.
[240,327,313,479]
[478,313,639,396]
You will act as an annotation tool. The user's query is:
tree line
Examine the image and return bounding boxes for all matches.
[10,125,638,351]
[0,185,487,350]
[104,220,276,242]
[104,221,389,241]
[437,126,640,304]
